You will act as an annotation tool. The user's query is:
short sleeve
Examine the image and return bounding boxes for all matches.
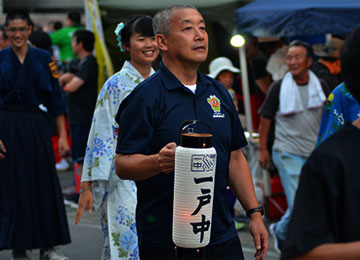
[76,56,97,82]
[115,90,155,155]
[258,80,281,119]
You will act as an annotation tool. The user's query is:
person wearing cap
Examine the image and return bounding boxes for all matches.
[208,57,240,111]
[209,57,249,231]
[312,36,344,91]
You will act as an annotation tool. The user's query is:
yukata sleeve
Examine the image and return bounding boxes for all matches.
[82,73,136,182]
[82,77,119,183]
[82,74,137,209]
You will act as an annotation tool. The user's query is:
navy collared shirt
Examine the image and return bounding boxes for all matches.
[116,62,247,248]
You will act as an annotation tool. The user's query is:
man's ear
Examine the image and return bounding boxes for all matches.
[307,56,313,68]
[156,34,168,52]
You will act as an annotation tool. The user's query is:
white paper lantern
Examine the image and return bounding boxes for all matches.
[172,146,217,248]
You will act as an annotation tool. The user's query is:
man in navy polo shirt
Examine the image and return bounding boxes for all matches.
[115,4,268,259]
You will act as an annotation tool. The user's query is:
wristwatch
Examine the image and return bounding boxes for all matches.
[246,205,264,218]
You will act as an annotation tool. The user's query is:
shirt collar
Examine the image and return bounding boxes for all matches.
[158,62,212,91]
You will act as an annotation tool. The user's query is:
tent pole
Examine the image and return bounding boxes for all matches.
[239,45,254,142]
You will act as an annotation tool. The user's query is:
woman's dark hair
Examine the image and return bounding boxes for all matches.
[28,30,53,55]
[5,11,32,26]
[120,15,154,48]
[341,27,360,103]
[289,40,313,58]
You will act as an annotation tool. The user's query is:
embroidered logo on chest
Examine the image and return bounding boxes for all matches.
[207,95,224,118]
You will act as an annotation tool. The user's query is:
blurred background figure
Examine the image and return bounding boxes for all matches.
[258,40,330,254]
[59,30,98,203]
[75,15,159,260]
[312,35,344,91]
[208,57,240,111]
[281,27,360,260]
[208,56,247,230]
[0,25,10,50]
[47,20,63,34]
[245,36,273,131]
[47,20,63,64]
[266,38,289,81]
[28,30,53,54]
[50,11,83,72]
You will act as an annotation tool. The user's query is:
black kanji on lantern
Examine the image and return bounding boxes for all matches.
[191,189,211,215]
[190,214,211,243]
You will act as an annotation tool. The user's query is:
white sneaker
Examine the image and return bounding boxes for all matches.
[11,250,31,260]
[56,158,70,172]
[40,248,69,260]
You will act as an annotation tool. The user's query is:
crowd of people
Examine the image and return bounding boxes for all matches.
[0,4,360,260]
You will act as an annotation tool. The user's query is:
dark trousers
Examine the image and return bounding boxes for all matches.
[139,237,244,259]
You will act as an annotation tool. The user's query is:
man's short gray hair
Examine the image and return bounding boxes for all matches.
[153,4,198,35]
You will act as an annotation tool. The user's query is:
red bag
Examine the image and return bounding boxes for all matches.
[264,175,288,220]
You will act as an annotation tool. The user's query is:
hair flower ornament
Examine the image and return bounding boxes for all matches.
[114,22,125,52]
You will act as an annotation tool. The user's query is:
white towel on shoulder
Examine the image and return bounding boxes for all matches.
[279,71,326,115]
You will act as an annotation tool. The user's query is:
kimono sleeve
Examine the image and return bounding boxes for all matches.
[82,74,133,181]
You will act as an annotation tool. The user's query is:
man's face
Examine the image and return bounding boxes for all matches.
[163,8,208,66]
[71,36,80,55]
[286,46,312,78]
[5,19,31,49]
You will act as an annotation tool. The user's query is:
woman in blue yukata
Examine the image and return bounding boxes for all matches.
[75,15,159,260]
[0,11,71,260]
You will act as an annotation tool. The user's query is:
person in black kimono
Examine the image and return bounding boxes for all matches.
[0,11,71,260]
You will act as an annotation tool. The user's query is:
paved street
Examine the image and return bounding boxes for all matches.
[0,168,280,260]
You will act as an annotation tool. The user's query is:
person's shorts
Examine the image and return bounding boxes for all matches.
[70,124,90,164]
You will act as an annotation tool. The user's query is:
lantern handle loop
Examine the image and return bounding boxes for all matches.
[179,120,212,143]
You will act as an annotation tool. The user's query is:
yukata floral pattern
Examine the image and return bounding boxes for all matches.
[316,82,360,146]
[82,61,155,260]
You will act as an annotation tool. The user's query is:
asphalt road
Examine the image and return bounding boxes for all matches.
[0,169,280,260]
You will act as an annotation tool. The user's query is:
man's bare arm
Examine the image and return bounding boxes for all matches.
[115,142,177,181]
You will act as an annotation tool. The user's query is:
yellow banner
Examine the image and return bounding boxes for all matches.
[84,0,114,92]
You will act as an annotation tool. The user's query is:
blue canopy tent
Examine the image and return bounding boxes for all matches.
[234,0,360,134]
[235,0,360,37]
[233,0,360,199]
